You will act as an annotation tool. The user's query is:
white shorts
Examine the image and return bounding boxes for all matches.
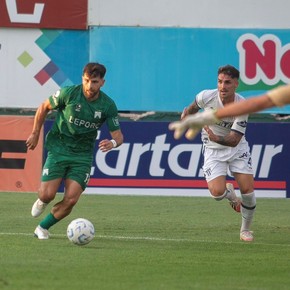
[202,143,253,182]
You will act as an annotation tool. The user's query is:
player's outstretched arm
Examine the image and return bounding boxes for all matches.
[168,97,267,141]
[216,85,290,119]
[169,85,290,140]
[215,94,272,119]
[26,99,52,150]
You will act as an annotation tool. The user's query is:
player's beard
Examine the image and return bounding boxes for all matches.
[84,89,99,101]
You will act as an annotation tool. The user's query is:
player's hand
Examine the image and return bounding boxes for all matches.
[26,132,39,150]
[169,110,218,140]
[169,119,202,140]
[99,139,115,152]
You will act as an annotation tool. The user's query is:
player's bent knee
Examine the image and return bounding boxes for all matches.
[210,191,227,201]
[38,188,56,203]
[65,196,80,208]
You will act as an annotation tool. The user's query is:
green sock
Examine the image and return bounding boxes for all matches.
[39,213,59,230]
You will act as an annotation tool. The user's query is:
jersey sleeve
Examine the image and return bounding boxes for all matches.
[48,88,68,110]
[231,114,248,135]
[195,90,206,109]
[106,102,121,132]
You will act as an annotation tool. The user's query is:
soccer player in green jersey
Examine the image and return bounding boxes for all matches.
[26,62,124,240]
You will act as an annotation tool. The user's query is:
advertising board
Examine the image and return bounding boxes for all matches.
[1,27,290,114]
[0,116,43,192]
[44,120,289,198]
[0,0,88,29]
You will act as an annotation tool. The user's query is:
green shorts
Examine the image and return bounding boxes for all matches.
[41,151,92,190]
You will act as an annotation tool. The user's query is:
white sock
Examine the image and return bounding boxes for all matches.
[240,192,256,232]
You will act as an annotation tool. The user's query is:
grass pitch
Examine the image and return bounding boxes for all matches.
[0,192,290,290]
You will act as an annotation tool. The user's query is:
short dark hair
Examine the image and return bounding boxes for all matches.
[83,62,106,78]
[218,65,240,79]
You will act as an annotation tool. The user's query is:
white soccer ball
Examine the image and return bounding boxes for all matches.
[67,218,95,246]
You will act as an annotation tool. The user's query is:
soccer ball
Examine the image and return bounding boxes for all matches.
[67,218,95,246]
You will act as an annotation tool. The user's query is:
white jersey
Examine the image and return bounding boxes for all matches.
[195,89,249,149]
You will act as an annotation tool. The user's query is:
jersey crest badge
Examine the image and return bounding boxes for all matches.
[94,111,101,118]
[237,121,247,128]
[75,104,81,112]
[112,117,120,126]
[52,90,60,106]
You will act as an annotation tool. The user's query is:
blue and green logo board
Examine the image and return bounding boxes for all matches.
[6,27,290,113]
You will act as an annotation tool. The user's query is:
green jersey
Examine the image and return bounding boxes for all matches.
[45,85,120,156]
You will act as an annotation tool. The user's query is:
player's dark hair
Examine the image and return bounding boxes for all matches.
[83,63,106,78]
[218,65,240,79]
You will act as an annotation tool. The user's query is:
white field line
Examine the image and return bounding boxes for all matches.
[0,231,290,247]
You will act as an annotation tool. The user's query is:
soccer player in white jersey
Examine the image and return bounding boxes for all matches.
[181,65,256,242]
